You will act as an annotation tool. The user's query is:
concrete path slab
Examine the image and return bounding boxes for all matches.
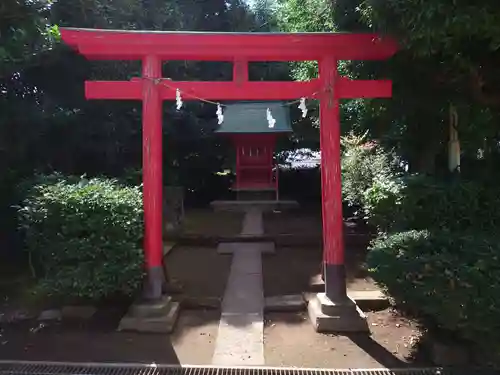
[211,200,299,212]
[213,208,265,365]
[212,313,264,365]
[241,208,264,236]
[222,274,262,314]
[217,242,275,254]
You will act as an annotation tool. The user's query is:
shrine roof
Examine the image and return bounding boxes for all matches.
[216,102,292,134]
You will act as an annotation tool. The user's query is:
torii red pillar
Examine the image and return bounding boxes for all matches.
[60,29,397,319]
[141,55,165,299]
[319,56,346,302]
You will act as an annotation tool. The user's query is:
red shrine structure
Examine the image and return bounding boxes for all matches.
[216,101,292,200]
[60,28,397,331]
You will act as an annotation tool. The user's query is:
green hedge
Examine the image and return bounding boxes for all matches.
[342,133,500,358]
[364,175,500,233]
[368,230,500,351]
[18,176,144,300]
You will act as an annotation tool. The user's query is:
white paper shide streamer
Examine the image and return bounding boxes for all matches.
[266,108,276,128]
[175,89,183,110]
[216,104,224,124]
[298,97,308,118]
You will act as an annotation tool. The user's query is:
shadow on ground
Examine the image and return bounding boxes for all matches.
[167,246,232,298]
[264,310,431,368]
[1,304,433,367]
[262,245,378,297]
[346,333,411,368]
[182,210,244,237]
[0,321,180,363]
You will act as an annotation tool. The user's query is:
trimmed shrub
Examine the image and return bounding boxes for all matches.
[18,176,144,300]
[368,230,500,351]
[365,176,500,233]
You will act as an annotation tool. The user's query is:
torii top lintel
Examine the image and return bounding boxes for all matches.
[60,28,397,62]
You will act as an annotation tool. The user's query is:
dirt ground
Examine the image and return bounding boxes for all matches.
[262,246,378,296]
[181,210,243,237]
[0,209,391,366]
[176,308,427,367]
[0,309,425,367]
[264,210,322,236]
[182,208,368,239]
[263,309,425,368]
[166,244,378,299]
[167,246,232,298]
[0,242,404,367]
[263,209,371,237]
[0,309,215,364]
[169,209,377,298]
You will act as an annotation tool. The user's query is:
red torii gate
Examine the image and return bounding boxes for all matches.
[60,28,396,328]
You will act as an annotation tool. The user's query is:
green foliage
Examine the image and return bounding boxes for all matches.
[368,230,500,351]
[18,176,144,300]
[359,0,500,58]
[341,132,401,215]
[276,0,334,81]
[341,132,500,233]
[358,0,500,138]
[276,0,500,175]
[362,175,405,231]
[276,0,334,33]
[0,0,58,77]
[365,176,500,233]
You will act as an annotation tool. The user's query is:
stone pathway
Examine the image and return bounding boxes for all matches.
[212,208,266,365]
[240,207,264,236]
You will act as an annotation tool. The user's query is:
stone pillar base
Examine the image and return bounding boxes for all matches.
[118,295,180,333]
[308,292,369,333]
[142,265,166,300]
